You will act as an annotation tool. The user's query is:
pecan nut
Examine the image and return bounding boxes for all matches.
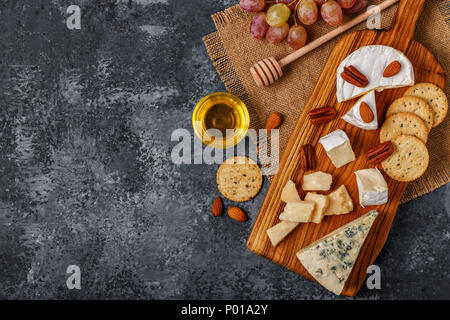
[308,106,337,125]
[341,65,369,88]
[367,141,394,164]
[299,144,317,171]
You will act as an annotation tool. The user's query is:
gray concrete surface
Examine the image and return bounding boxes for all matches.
[0,0,448,299]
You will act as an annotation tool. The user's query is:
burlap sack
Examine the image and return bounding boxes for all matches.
[203,0,450,203]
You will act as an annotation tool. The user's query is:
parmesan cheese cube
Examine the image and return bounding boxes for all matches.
[266,220,299,246]
[302,171,333,191]
[305,192,329,224]
[280,180,301,203]
[325,185,354,216]
[279,201,315,223]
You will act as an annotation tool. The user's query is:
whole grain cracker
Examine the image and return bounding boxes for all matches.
[380,112,428,144]
[404,82,448,127]
[382,135,429,182]
[217,156,263,202]
[386,96,433,131]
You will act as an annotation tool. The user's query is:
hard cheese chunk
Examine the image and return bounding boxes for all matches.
[355,168,388,207]
[305,192,329,224]
[267,220,299,246]
[297,210,378,295]
[302,171,332,191]
[325,185,354,216]
[279,201,315,223]
[281,180,301,203]
[319,130,356,168]
[336,45,414,102]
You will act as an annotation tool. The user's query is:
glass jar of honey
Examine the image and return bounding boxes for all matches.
[192,92,249,149]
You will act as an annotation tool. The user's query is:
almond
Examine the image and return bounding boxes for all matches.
[359,102,374,123]
[228,206,248,222]
[265,112,283,133]
[383,60,401,77]
[211,197,223,217]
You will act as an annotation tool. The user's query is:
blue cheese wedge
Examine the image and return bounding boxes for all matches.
[342,90,378,130]
[354,168,388,207]
[296,210,378,295]
[336,45,415,102]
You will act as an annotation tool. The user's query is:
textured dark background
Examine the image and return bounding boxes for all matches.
[0,0,448,300]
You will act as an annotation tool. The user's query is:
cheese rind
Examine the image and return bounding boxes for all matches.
[302,171,333,191]
[296,210,379,295]
[342,90,378,130]
[336,45,415,102]
[319,130,356,168]
[355,168,388,207]
[325,185,354,216]
[279,201,315,223]
[267,220,299,246]
[280,180,301,203]
[305,192,329,224]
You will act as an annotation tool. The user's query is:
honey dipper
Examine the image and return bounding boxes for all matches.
[250,0,399,88]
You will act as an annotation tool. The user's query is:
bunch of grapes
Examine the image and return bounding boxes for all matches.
[242,0,368,49]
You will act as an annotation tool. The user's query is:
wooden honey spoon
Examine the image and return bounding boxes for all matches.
[250,0,400,88]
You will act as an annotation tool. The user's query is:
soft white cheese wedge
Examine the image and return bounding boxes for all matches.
[336,45,415,102]
[354,168,388,207]
[296,210,379,295]
[342,90,378,130]
[319,130,356,168]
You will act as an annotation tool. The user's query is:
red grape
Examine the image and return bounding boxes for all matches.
[342,0,368,14]
[313,0,327,4]
[321,0,343,26]
[240,0,265,12]
[276,0,298,11]
[288,25,307,50]
[297,0,319,25]
[250,12,270,39]
[338,0,356,9]
[266,23,289,43]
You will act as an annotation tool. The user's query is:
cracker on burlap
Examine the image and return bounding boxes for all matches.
[217,156,263,202]
[382,135,429,182]
[380,112,428,144]
[386,96,434,131]
[404,83,448,127]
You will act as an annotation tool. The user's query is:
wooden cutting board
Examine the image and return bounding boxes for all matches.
[247,0,445,297]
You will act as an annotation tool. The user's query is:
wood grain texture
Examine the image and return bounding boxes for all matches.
[247,0,445,297]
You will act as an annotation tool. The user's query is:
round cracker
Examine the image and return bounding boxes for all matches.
[386,96,433,131]
[404,82,448,127]
[217,156,263,202]
[382,135,429,182]
[380,112,428,144]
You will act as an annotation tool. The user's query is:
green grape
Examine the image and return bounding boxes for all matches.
[265,3,291,27]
